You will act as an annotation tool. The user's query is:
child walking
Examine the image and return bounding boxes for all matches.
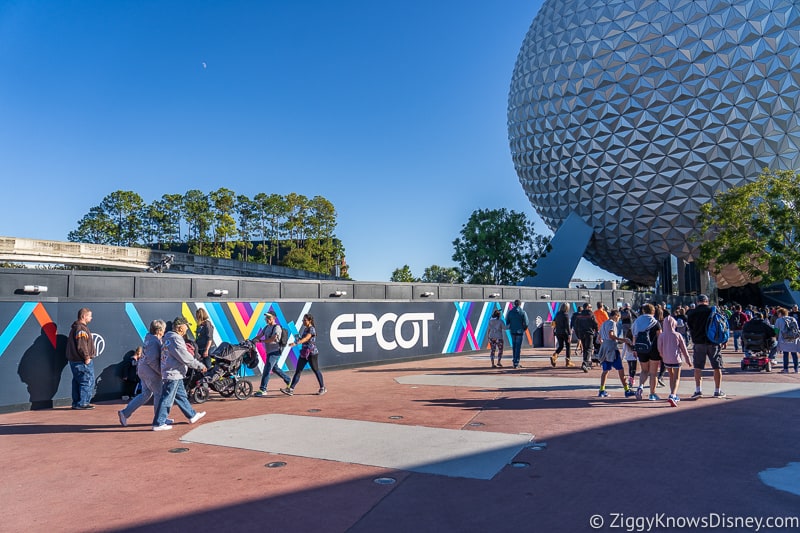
[487,309,506,368]
[622,329,637,388]
[657,315,691,407]
[596,310,635,398]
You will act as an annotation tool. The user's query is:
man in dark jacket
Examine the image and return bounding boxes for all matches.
[65,308,97,410]
[686,294,724,398]
[506,300,529,369]
[572,303,599,373]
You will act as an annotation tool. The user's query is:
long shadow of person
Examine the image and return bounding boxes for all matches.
[94,350,134,402]
[17,325,68,410]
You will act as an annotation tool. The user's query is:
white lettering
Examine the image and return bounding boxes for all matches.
[330,312,434,353]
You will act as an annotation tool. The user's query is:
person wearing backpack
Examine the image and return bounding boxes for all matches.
[550,303,574,368]
[728,304,749,352]
[506,300,530,369]
[253,312,292,397]
[631,303,662,400]
[774,307,800,373]
[686,294,725,399]
[573,303,599,373]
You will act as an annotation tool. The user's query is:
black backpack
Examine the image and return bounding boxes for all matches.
[271,325,289,348]
[634,325,654,353]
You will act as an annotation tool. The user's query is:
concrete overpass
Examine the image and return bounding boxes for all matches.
[0,236,337,280]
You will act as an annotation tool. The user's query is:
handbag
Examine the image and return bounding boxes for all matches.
[299,346,311,359]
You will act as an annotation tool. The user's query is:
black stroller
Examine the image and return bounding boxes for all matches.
[186,340,259,403]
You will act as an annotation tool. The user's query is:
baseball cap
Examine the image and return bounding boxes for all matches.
[697,294,709,302]
[173,317,188,327]
[623,302,630,308]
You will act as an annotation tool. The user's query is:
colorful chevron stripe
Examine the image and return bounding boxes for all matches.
[0,302,56,358]
[126,301,315,376]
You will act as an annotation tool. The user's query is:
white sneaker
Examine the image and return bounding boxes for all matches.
[189,411,206,424]
[165,418,174,425]
[117,410,128,427]
[152,424,173,431]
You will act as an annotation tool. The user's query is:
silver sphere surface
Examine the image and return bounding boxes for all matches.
[508,0,800,284]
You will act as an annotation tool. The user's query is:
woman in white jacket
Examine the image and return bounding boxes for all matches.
[774,308,800,373]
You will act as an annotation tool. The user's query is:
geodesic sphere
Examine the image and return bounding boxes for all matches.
[508,0,800,284]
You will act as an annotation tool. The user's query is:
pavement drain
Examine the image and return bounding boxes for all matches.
[528,442,548,451]
[307,409,321,413]
[168,448,189,454]
[265,461,287,468]
[388,415,404,420]
[373,477,397,485]
[468,422,485,427]
[509,461,530,468]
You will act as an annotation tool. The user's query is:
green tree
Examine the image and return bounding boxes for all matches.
[696,168,800,289]
[235,194,257,262]
[282,247,317,271]
[182,190,212,255]
[209,187,237,258]
[421,265,462,284]
[68,206,117,245]
[390,265,417,282]
[149,194,184,249]
[307,195,338,273]
[452,208,550,285]
[99,190,146,246]
[254,192,287,264]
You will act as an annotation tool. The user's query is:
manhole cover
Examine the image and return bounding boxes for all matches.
[509,461,530,468]
[373,477,397,485]
[168,448,189,454]
[265,461,287,468]
[388,415,404,420]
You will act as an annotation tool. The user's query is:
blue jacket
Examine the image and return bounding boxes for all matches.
[506,305,529,335]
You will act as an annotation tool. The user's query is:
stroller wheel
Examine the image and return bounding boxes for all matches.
[234,380,253,400]
[192,385,209,404]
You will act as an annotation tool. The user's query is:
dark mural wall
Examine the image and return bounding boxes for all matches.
[0,299,572,411]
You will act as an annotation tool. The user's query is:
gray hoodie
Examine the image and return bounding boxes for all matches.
[138,333,163,383]
[160,331,205,381]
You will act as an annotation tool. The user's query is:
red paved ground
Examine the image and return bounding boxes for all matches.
[1,346,798,532]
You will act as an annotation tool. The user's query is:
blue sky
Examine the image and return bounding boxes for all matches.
[0,0,613,282]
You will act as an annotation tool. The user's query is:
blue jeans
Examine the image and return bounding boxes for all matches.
[259,351,291,391]
[782,351,799,371]
[69,360,95,407]
[121,373,162,420]
[732,330,742,351]
[511,333,524,367]
[153,379,196,427]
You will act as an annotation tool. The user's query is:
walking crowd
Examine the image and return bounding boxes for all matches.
[108,310,326,430]
[493,295,800,408]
